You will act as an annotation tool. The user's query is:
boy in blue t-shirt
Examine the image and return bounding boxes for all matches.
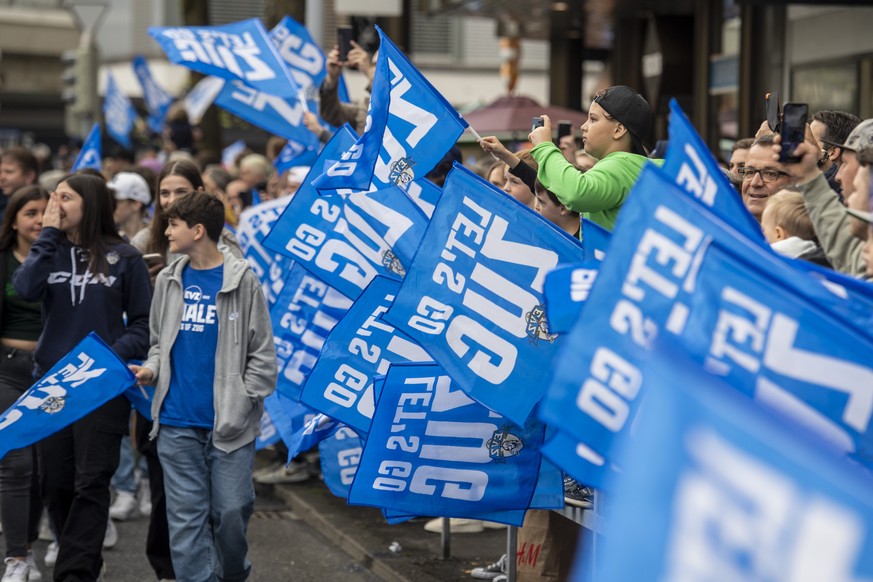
[131,191,277,582]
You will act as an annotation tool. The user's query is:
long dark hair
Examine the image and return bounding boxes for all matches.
[147,160,203,257]
[59,173,125,276]
[0,185,50,253]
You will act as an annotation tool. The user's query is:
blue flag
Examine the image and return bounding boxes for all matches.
[543,262,599,334]
[268,16,326,107]
[262,391,316,454]
[214,80,318,145]
[148,19,300,98]
[594,342,873,582]
[384,164,585,426]
[103,72,136,149]
[319,426,364,499]
[348,363,547,524]
[263,126,427,300]
[236,196,295,306]
[271,263,352,401]
[663,99,764,243]
[581,218,610,262]
[0,333,135,460]
[301,276,432,434]
[132,55,174,134]
[274,139,319,175]
[285,412,342,460]
[312,26,468,194]
[255,406,282,450]
[184,76,224,125]
[71,123,102,172]
[540,165,873,488]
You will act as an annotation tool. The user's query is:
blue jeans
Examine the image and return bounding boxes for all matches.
[111,415,148,495]
[157,426,255,582]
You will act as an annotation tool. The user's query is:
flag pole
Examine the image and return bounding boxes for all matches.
[298,89,310,114]
[467,126,500,161]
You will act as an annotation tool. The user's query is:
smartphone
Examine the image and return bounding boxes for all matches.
[779,102,809,164]
[531,116,544,133]
[337,26,353,62]
[558,121,573,139]
[142,253,163,267]
[765,92,781,133]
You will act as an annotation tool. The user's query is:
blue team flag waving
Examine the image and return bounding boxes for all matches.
[312,26,468,194]
[319,426,364,499]
[213,80,318,145]
[543,261,599,334]
[595,342,873,582]
[103,72,137,149]
[0,333,135,460]
[149,18,300,98]
[349,363,548,525]
[71,124,102,172]
[132,55,175,134]
[274,139,319,174]
[384,164,585,426]
[582,218,610,262]
[268,16,327,103]
[663,99,765,243]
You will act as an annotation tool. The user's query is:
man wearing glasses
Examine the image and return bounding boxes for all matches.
[738,133,796,221]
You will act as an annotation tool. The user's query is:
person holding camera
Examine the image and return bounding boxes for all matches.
[528,85,655,231]
[319,36,376,136]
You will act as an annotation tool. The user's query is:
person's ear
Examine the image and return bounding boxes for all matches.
[559,204,570,216]
[774,225,788,242]
[194,223,206,241]
[830,146,842,164]
[613,122,629,141]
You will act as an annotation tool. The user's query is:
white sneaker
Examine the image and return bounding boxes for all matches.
[138,480,152,517]
[38,511,53,541]
[103,519,117,549]
[472,554,507,579]
[25,551,42,581]
[423,517,485,534]
[109,491,138,521]
[44,542,59,567]
[253,460,311,484]
[2,558,29,582]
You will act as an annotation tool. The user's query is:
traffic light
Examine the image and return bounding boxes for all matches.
[61,33,98,137]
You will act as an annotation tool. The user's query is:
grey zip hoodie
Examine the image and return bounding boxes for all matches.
[144,250,277,452]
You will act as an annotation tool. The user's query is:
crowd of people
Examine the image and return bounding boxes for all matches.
[0,29,871,582]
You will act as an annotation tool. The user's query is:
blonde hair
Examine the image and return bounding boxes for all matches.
[765,189,817,241]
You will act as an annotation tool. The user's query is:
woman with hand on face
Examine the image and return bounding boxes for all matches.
[12,174,152,582]
[0,186,48,582]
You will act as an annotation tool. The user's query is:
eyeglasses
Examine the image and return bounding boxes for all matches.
[738,167,791,183]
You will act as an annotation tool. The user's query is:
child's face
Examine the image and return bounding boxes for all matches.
[159,175,195,211]
[165,217,197,254]
[534,189,565,227]
[54,181,84,239]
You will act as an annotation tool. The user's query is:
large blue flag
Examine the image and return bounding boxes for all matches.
[319,426,364,499]
[348,363,547,524]
[540,165,873,488]
[300,276,432,434]
[148,19,300,98]
[268,16,326,107]
[663,99,764,243]
[594,342,873,582]
[543,262,599,334]
[214,80,318,145]
[312,26,467,194]
[263,126,427,300]
[384,164,585,426]
[0,333,135,460]
[103,72,136,149]
[71,123,102,172]
[132,55,175,134]
[581,218,610,262]
[236,196,295,306]
[271,263,352,401]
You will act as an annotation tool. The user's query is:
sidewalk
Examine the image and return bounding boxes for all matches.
[255,463,508,581]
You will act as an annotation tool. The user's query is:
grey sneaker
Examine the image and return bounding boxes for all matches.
[254,460,311,484]
[2,558,29,582]
[44,542,59,567]
[471,554,506,579]
[103,518,118,549]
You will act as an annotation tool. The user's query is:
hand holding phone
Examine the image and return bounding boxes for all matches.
[531,116,544,133]
[779,102,809,164]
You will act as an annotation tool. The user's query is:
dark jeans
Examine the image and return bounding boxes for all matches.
[40,394,129,582]
[134,410,175,580]
[0,346,41,558]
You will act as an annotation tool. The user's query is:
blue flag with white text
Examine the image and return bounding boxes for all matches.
[268,16,326,106]
[348,363,546,523]
[236,196,295,306]
[301,276,432,434]
[285,412,342,460]
[71,124,102,172]
[132,55,175,134]
[663,99,764,243]
[214,80,318,145]
[148,19,300,98]
[319,426,364,499]
[263,126,428,300]
[312,26,467,194]
[384,164,585,426]
[0,333,135,460]
[540,164,873,489]
[593,342,873,582]
[270,263,352,401]
[103,72,136,149]
[543,262,599,334]
[274,139,319,174]
[262,391,316,453]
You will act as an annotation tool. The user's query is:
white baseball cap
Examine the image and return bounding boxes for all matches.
[108,172,151,206]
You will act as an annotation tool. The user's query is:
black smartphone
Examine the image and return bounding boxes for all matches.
[779,102,808,164]
[765,91,781,133]
[558,121,573,139]
[337,26,353,62]
[531,116,544,133]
